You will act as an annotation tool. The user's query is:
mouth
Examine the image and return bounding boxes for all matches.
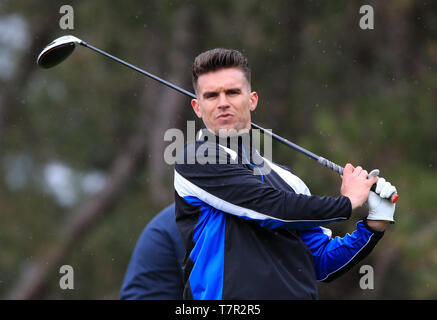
[216,113,234,121]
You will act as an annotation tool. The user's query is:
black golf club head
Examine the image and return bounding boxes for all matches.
[37,35,82,68]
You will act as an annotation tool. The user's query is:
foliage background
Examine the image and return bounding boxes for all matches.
[0,0,436,299]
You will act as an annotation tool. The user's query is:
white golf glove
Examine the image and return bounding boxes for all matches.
[367,176,397,223]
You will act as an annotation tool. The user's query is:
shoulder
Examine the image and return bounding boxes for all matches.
[262,156,311,195]
[149,203,176,226]
[143,204,178,242]
[262,156,293,173]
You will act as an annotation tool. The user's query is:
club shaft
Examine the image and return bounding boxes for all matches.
[80,40,398,203]
[81,41,196,99]
[80,41,329,167]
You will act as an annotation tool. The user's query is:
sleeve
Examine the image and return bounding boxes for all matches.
[299,219,385,282]
[174,142,352,230]
[120,205,185,300]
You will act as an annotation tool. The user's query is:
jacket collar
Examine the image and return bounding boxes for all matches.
[196,126,261,164]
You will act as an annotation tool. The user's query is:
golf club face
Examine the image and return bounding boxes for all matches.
[37,35,82,69]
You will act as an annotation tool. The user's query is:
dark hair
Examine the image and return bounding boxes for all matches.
[192,48,251,92]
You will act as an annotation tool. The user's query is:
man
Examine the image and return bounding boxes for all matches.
[174,48,397,300]
[120,203,185,299]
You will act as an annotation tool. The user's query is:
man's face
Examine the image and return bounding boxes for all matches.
[191,67,258,135]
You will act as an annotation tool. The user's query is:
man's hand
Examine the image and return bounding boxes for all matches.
[340,163,377,210]
[367,177,397,222]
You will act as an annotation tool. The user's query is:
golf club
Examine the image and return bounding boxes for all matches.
[37,35,398,203]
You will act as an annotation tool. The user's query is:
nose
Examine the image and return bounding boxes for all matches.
[217,92,230,109]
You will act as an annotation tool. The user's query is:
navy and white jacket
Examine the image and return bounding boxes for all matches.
[174,129,384,300]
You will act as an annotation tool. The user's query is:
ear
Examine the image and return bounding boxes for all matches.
[249,91,258,112]
[191,99,202,118]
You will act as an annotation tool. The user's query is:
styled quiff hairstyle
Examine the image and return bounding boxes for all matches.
[192,48,251,93]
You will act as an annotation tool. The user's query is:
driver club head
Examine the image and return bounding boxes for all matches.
[37,35,83,68]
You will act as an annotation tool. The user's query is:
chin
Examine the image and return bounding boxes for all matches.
[215,125,248,137]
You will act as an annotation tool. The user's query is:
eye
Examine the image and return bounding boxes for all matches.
[204,92,218,99]
[227,89,241,96]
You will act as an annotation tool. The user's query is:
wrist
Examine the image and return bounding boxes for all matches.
[346,196,359,211]
[365,219,389,232]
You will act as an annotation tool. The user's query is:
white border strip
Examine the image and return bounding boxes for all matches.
[174,170,344,224]
[262,157,311,196]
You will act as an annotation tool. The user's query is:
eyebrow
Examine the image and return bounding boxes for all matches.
[202,87,242,98]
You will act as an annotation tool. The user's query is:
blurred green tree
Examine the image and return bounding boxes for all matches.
[1,0,436,299]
